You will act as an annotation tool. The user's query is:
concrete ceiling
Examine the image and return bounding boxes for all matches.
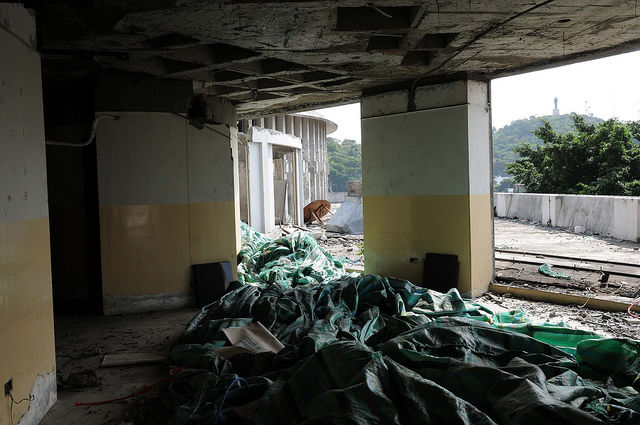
[33,0,640,118]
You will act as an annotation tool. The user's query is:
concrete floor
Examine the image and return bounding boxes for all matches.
[494,218,640,265]
[37,218,640,425]
[40,309,196,425]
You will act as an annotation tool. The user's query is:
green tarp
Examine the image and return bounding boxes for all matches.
[164,225,640,424]
[237,222,352,288]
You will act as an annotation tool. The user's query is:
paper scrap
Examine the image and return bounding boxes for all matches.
[213,321,285,359]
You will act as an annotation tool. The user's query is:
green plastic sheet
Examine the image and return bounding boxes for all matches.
[163,224,640,424]
[539,262,570,279]
[237,222,352,287]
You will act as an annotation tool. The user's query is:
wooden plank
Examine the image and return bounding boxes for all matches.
[495,254,640,279]
[100,352,167,367]
[489,284,640,313]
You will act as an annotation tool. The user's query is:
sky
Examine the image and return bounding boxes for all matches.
[317,49,640,141]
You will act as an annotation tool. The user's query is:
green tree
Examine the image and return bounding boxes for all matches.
[493,114,602,176]
[506,116,640,196]
[327,137,362,192]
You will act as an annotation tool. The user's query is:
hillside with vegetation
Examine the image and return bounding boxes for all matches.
[493,114,603,177]
[327,137,362,192]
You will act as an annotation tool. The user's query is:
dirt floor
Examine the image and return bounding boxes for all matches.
[38,216,640,425]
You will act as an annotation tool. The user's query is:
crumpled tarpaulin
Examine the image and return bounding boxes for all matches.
[539,262,570,279]
[165,271,640,425]
[237,222,351,287]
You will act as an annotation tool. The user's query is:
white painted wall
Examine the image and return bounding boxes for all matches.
[97,112,235,206]
[363,106,472,197]
[95,111,239,313]
[495,193,640,242]
[0,4,37,48]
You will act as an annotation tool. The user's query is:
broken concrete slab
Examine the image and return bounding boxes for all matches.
[326,196,363,234]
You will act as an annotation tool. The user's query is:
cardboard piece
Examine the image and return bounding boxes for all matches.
[213,322,284,359]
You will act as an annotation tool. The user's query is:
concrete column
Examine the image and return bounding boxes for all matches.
[0,5,57,423]
[361,80,493,297]
[614,197,640,242]
[247,139,274,234]
[293,150,304,225]
[293,116,302,138]
[266,116,275,130]
[541,195,563,227]
[275,115,285,132]
[301,118,311,205]
[285,115,293,134]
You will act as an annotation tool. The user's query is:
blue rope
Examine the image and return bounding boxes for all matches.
[213,377,249,425]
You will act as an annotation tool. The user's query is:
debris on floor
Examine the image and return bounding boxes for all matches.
[161,223,640,425]
[41,309,197,425]
[62,370,101,389]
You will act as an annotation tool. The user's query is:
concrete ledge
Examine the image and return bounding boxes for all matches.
[103,291,195,315]
[490,284,640,313]
[361,80,487,118]
[494,193,640,243]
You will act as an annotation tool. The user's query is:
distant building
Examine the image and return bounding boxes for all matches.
[237,112,337,235]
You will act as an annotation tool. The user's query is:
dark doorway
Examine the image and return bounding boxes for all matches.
[44,76,104,315]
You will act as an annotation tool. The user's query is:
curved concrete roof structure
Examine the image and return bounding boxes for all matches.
[289,111,338,135]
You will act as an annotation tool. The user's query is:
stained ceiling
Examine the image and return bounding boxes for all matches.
[32,0,640,118]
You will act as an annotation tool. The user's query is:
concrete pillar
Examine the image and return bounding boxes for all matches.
[293,116,302,138]
[275,115,285,132]
[613,197,640,242]
[265,116,275,130]
[293,150,304,225]
[285,115,293,134]
[361,80,493,297]
[541,195,563,227]
[94,74,240,314]
[301,118,311,205]
[0,4,57,423]
[247,139,273,233]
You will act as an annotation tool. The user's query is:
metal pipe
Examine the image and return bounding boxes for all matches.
[46,114,120,147]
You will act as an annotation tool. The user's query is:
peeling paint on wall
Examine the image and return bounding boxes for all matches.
[15,370,57,425]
